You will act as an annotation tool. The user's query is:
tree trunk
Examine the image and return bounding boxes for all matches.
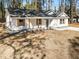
[0,0,5,22]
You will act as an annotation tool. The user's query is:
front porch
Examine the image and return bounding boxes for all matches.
[7,17,48,33]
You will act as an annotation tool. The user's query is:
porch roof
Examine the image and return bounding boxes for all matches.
[10,16,68,20]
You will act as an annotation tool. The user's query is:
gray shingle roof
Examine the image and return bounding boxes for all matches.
[8,8,69,18]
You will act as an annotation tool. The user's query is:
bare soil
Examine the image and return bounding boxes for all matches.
[44,30,79,59]
[69,23,79,27]
[0,27,79,59]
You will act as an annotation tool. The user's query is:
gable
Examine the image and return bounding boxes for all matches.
[57,12,69,18]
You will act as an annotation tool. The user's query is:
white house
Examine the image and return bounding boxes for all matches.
[5,9,69,32]
[49,12,69,28]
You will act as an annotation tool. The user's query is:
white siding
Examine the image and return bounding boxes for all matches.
[49,19,59,27]
[6,16,69,32]
[48,18,68,28]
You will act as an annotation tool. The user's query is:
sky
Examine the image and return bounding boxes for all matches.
[77,0,79,8]
[53,0,59,10]
[23,0,59,10]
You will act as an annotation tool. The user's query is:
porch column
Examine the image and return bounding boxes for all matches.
[29,19,30,29]
[46,19,49,30]
[37,19,39,29]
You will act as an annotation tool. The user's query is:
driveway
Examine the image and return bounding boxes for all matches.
[53,26,79,31]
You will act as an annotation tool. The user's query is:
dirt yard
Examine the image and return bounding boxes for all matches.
[44,30,79,59]
[0,27,79,59]
[69,23,79,27]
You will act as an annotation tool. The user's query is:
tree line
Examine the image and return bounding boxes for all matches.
[0,0,78,22]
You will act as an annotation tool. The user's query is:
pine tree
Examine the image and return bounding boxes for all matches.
[0,0,5,20]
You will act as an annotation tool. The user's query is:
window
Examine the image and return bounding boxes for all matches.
[17,19,25,26]
[19,19,23,22]
[60,19,64,24]
[36,19,42,25]
[62,19,64,24]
